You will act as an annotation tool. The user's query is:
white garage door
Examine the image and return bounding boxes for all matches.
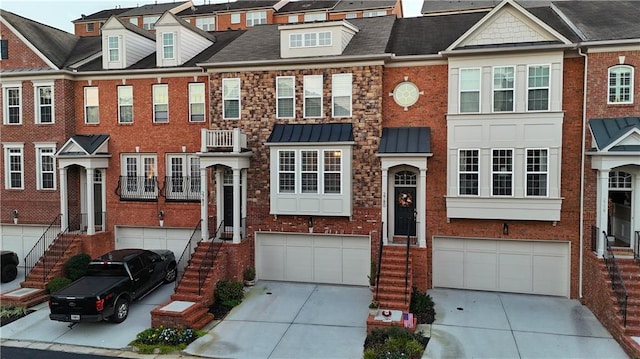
[433,237,570,297]
[256,232,370,286]
[115,226,198,259]
[0,224,52,268]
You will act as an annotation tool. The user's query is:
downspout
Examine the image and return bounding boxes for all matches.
[578,46,588,299]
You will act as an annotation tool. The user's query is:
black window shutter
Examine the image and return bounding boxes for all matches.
[0,40,8,60]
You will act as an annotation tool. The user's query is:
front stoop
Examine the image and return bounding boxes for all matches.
[21,233,82,290]
[151,300,214,330]
[0,287,48,308]
[375,246,413,312]
[366,310,417,333]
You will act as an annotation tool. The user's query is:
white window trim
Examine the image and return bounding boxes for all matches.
[490,148,513,197]
[492,66,515,113]
[2,83,22,125]
[33,82,55,124]
[363,10,387,17]
[107,35,120,62]
[230,13,241,24]
[304,75,323,118]
[188,82,206,122]
[3,143,24,190]
[162,33,175,60]
[290,31,332,48]
[84,86,99,124]
[459,67,481,113]
[121,153,158,196]
[277,149,296,194]
[608,65,634,105]
[458,148,479,196]
[322,149,342,194]
[276,76,295,119]
[526,64,551,112]
[195,17,215,31]
[166,154,201,199]
[246,10,266,27]
[301,150,319,194]
[288,14,299,23]
[35,143,56,190]
[118,85,133,124]
[222,78,241,120]
[303,12,326,22]
[332,73,352,118]
[152,84,169,123]
[525,147,549,197]
[276,148,343,195]
[86,22,94,32]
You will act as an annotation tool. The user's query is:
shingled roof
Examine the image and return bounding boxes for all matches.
[73,7,133,22]
[333,0,398,12]
[589,117,640,152]
[552,1,640,41]
[277,1,339,14]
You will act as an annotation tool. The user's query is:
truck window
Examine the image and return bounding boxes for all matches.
[87,262,128,276]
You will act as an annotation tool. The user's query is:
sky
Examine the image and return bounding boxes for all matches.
[0,0,424,33]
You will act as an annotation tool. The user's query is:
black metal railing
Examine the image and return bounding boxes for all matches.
[175,220,203,290]
[197,221,225,295]
[404,229,411,304]
[117,176,159,201]
[604,231,628,327]
[591,225,599,252]
[635,231,640,266]
[164,176,201,202]
[375,222,384,299]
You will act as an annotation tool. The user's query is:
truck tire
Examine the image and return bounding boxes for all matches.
[164,264,177,283]
[1,264,17,283]
[110,298,129,323]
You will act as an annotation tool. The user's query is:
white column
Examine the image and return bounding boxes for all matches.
[216,168,223,234]
[381,168,388,245]
[59,167,68,230]
[86,168,95,235]
[633,173,640,253]
[233,168,241,244]
[597,169,610,257]
[101,169,107,230]
[419,168,427,248]
[200,167,209,241]
[241,169,247,239]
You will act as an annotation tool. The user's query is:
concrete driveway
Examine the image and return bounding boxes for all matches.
[0,282,174,349]
[424,288,628,359]
[185,281,370,359]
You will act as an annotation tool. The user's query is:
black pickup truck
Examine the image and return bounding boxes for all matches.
[49,249,176,324]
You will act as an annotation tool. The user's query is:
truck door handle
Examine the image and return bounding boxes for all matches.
[135,278,140,282]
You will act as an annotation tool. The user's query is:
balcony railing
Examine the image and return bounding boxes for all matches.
[164,176,201,202]
[118,176,159,201]
[201,128,247,153]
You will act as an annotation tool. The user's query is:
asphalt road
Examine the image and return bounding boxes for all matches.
[0,346,116,359]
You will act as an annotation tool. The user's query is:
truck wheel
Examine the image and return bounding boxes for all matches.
[1,264,17,283]
[110,298,129,323]
[164,264,177,283]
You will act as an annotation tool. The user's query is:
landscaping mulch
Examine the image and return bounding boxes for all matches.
[207,302,233,320]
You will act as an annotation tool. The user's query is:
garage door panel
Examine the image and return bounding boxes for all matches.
[434,238,464,250]
[466,240,498,252]
[342,247,369,285]
[433,251,464,288]
[533,255,567,295]
[287,236,313,247]
[314,236,342,248]
[464,252,497,290]
[314,247,342,283]
[534,242,566,256]
[499,253,533,293]
[342,237,369,249]
[259,245,285,281]
[285,246,313,282]
[499,241,532,254]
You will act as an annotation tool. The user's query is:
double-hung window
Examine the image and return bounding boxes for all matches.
[458,149,479,195]
[493,66,514,112]
[108,36,119,62]
[364,10,386,17]
[246,11,266,27]
[36,144,56,190]
[276,76,295,118]
[162,33,174,59]
[608,65,633,104]
[332,73,352,117]
[3,144,23,190]
[153,84,168,123]
[304,13,326,22]
[195,17,215,31]
[222,78,240,119]
[2,85,21,124]
[230,13,240,24]
[323,150,341,194]
[35,84,54,124]
[84,87,99,124]
[188,83,205,122]
[491,149,512,196]
[526,149,548,196]
[278,150,295,193]
[301,150,318,193]
[86,22,94,32]
[166,154,200,201]
[290,34,302,48]
[460,68,480,113]
[277,149,343,194]
[527,65,550,111]
[304,75,322,117]
[118,85,133,123]
[121,154,157,200]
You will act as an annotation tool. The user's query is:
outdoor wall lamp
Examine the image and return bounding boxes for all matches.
[503,222,509,235]
[12,209,18,224]
[158,210,165,227]
[308,216,313,233]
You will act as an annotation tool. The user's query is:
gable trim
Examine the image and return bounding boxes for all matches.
[0,17,59,70]
[603,127,640,152]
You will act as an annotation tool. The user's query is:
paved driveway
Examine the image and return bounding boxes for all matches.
[424,288,628,359]
[185,281,370,359]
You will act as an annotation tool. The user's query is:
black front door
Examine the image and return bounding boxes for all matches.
[223,186,234,230]
[394,187,416,236]
[94,182,102,226]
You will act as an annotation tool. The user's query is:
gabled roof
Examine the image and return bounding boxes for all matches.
[421,0,496,15]
[277,1,338,14]
[267,123,354,143]
[110,15,156,41]
[0,9,78,69]
[73,7,133,22]
[552,1,640,41]
[57,134,110,156]
[157,11,216,42]
[205,15,395,64]
[120,1,190,17]
[178,0,280,15]
[378,127,431,154]
[589,117,640,152]
[333,0,398,12]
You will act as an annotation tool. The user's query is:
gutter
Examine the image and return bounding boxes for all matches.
[578,47,588,299]
[578,38,640,47]
[70,66,205,76]
[197,54,392,68]
[439,43,574,56]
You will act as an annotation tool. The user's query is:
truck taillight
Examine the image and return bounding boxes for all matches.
[96,298,105,312]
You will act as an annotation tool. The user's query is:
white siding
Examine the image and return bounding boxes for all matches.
[155,25,213,67]
[124,33,156,68]
[279,21,358,59]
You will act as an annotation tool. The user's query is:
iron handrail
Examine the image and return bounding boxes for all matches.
[197,220,225,296]
[603,231,628,327]
[24,214,61,280]
[634,231,640,266]
[175,219,203,290]
[404,231,410,304]
[375,222,384,299]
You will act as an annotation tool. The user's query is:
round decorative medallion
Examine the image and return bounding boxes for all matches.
[398,192,413,207]
[392,81,420,108]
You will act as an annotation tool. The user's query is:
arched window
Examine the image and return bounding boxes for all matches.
[395,171,417,186]
[608,65,634,104]
[609,171,632,189]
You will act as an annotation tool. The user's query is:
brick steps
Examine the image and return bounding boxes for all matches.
[151,301,214,330]
[374,245,412,312]
[0,288,49,308]
[606,257,640,338]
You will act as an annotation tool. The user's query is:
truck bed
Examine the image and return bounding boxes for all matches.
[52,276,128,298]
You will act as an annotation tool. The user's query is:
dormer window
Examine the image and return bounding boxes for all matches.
[162,33,175,59]
[86,23,94,32]
[108,36,120,62]
[290,31,331,48]
[143,16,159,30]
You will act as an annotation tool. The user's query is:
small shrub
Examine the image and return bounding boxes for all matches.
[214,280,244,308]
[0,306,26,319]
[130,327,204,354]
[64,253,91,281]
[46,277,72,293]
[363,327,428,359]
[410,286,436,324]
[368,261,377,287]
[243,266,256,281]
